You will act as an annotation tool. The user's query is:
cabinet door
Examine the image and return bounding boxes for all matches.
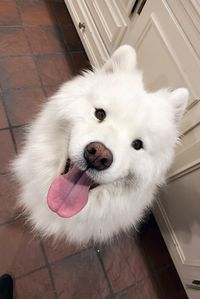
[122,0,200,298]
[85,0,130,53]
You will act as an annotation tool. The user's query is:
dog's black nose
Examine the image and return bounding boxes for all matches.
[84,142,113,171]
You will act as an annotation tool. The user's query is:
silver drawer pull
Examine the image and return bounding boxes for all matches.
[186,280,200,290]
[78,22,86,30]
[193,280,200,285]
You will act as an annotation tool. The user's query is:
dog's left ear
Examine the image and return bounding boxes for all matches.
[102,45,137,73]
[169,88,189,124]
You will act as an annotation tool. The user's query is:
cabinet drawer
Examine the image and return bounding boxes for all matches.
[65,0,109,67]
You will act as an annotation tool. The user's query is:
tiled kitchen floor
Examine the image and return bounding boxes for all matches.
[0,1,188,298]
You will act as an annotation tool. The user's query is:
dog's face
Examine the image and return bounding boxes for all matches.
[60,46,188,189]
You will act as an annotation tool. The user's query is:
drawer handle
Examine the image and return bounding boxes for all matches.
[186,280,200,290]
[78,22,86,30]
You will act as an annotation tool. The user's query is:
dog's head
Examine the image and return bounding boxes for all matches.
[47,45,188,218]
[63,46,188,186]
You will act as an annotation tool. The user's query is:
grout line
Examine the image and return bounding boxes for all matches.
[0,218,18,227]
[0,124,27,138]
[95,247,115,296]
[0,123,28,131]
[10,0,22,28]
[40,240,59,299]
[14,265,47,280]
[1,83,61,93]
[0,52,66,59]
[0,75,18,155]
[49,246,93,266]
[2,124,27,130]
[0,127,10,131]
[1,99,18,154]
[0,24,67,29]
[113,277,149,297]
[0,24,68,29]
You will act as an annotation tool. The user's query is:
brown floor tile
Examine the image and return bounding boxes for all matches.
[60,24,84,52]
[25,26,65,55]
[0,28,30,57]
[139,215,173,271]
[0,129,15,173]
[0,0,21,26]
[0,56,41,90]
[12,125,27,152]
[0,174,18,224]
[43,85,60,97]
[71,51,91,75]
[42,237,86,264]
[115,278,161,299]
[3,88,46,126]
[15,268,55,299]
[99,234,151,293]
[35,54,72,86]
[18,0,56,26]
[156,266,188,299]
[0,100,9,129]
[52,248,111,299]
[0,221,45,277]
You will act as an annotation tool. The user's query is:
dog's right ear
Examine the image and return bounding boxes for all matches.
[169,88,189,124]
[102,45,137,73]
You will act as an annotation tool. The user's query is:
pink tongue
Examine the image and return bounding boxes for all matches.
[47,165,92,218]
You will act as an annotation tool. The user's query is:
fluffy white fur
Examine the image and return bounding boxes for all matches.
[13,46,188,245]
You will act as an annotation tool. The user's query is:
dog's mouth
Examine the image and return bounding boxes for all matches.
[47,159,99,218]
[63,159,99,190]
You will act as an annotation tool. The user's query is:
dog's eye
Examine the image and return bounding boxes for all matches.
[132,139,143,150]
[95,108,106,121]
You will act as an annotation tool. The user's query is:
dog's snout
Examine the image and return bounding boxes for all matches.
[84,142,113,171]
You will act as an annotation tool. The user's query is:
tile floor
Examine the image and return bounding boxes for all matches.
[0,1,188,298]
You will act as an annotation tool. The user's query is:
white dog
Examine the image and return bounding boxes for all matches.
[13,46,188,245]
